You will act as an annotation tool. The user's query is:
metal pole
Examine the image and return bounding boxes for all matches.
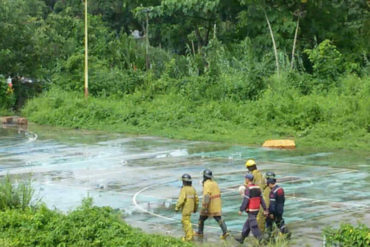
[84,0,89,98]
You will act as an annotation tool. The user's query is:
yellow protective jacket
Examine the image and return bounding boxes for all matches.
[201,179,222,216]
[263,186,271,209]
[252,169,266,189]
[175,186,199,216]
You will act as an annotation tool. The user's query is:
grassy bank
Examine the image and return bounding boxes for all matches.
[0,176,188,247]
[0,200,189,247]
[22,75,370,151]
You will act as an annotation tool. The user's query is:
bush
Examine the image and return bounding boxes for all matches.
[22,74,370,150]
[305,40,345,82]
[53,56,145,97]
[323,223,370,247]
[0,198,190,247]
[0,175,34,211]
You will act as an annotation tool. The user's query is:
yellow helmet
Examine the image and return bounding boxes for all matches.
[245,159,256,168]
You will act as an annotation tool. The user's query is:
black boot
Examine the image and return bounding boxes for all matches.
[234,235,245,244]
[196,218,205,236]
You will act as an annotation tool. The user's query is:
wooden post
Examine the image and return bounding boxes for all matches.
[84,0,88,98]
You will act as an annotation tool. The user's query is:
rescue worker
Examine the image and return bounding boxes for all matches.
[260,171,275,233]
[235,173,268,244]
[175,173,199,241]
[194,169,229,239]
[266,172,289,238]
[245,159,266,232]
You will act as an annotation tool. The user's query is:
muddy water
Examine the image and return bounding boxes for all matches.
[0,126,369,246]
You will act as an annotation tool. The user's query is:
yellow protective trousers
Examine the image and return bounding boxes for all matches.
[257,208,265,232]
[257,186,271,233]
[181,215,193,241]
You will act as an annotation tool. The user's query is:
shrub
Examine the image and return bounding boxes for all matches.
[323,223,370,247]
[0,175,34,211]
[305,40,344,82]
[0,198,190,247]
[53,56,145,97]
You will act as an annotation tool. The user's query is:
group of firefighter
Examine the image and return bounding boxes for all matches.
[174,159,289,244]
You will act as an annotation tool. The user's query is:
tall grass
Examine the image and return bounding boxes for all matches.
[0,175,34,210]
[22,74,370,150]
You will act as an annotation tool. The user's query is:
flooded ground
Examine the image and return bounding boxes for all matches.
[0,125,369,246]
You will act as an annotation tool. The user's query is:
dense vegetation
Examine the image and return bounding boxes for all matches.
[323,224,370,247]
[0,176,189,247]
[1,0,369,149]
[23,74,370,150]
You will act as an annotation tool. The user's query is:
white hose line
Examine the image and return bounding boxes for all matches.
[132,181,225,230]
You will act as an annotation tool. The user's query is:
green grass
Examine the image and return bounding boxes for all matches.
[0,108,14,116]
[0,175,34,211]
[22,75,370,151]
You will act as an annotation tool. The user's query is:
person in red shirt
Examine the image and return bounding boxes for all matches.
[234,173,268,244]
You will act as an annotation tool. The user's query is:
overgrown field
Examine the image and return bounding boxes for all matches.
[23,74,370,151]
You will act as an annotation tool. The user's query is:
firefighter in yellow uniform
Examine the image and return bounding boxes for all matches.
[175,174,199,241]
[194,169,229,239]
[245,159,267,232]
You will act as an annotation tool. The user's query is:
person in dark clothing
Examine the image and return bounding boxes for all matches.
[266,174,289,237]
[234,173,268,244]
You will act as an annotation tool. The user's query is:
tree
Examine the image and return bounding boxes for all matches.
[0,0,47,78]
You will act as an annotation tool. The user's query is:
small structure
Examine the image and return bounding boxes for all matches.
[1,116,28,128]
[262,139,295,149]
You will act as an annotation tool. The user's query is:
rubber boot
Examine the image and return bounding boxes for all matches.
[193,232,203,238]
[234,235,246,244]
[219,219,228,236]
[218,219,229,239]
[220,232,230,240]
[194,219,204,238]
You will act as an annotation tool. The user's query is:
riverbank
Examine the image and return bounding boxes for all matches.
[0,176,189,247]
[22,77,369,151]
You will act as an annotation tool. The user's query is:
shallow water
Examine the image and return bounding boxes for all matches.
[0,126,369,246]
